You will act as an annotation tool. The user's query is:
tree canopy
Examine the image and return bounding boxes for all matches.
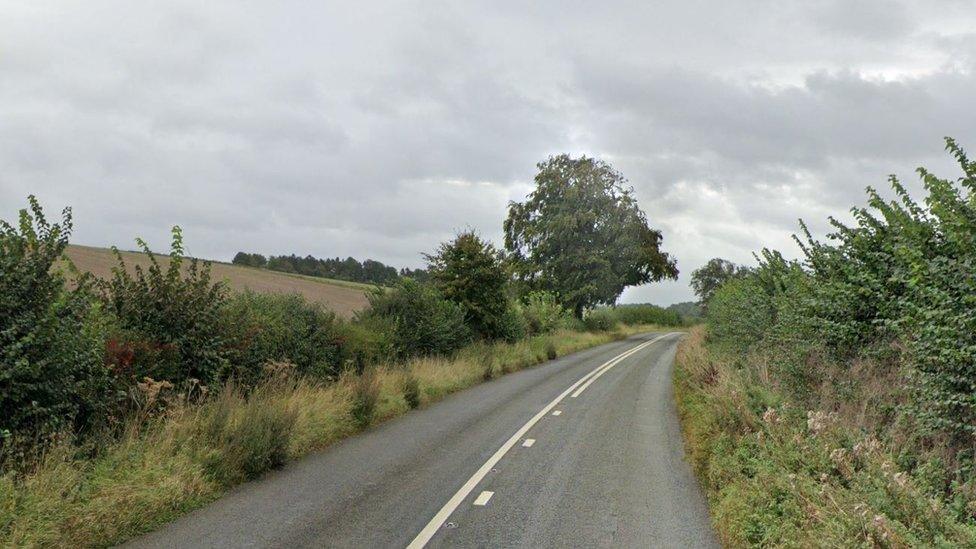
[504,155,678,317]
[424,231,514,339]
[690,257,750,306]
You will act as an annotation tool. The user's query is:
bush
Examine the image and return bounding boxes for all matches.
[361,279,471,358]
[612,303,684,327]
[706,276,777,349]
[339,316,398,368]
[704,139,976,459]
[222,292,346,383]
[99,227,230,389]
[582,309,616,332]
[520,291,569,335]
[675,327,976,547]
[0,197,115,445]
[425,232,515,340]
[494,304,527,343]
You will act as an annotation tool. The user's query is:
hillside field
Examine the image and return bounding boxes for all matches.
[64,245,371,317]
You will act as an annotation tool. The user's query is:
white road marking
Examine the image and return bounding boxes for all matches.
[473,491,494,506]
[406,335,675,549]
[522,438,535,447]
[551,410,562,416]
[570,333,673,398]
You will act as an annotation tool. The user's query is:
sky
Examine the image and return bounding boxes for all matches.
[2,1,976,305]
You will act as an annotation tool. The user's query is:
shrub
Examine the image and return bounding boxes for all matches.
[675,327,976,547]
[0,197,115,445]
[520,291,568,335]
[706,276,777,349]
[612,303,684,327]
[339,315,397,368]
[222,291,346,383]
[361,278,471,358]
[425,232,515,340]
[704,138,976,455]
[99,227,230,389]
[494,304,528,343]
[582,308,616,332]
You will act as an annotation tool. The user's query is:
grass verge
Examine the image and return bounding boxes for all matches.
[674,326,976,547]
[1,325,661,547]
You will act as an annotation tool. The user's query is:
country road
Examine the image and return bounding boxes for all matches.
[125,332,718,549]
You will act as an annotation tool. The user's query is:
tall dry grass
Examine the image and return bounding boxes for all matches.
[1,325,658,547]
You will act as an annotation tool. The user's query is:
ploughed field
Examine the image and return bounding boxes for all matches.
[64,244,371,317]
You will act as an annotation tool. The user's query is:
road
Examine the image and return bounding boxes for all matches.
[126,332,718,549]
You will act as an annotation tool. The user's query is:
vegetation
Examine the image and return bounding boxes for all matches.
[0,327,646,547]
[232,251,427,285]
[425,231,523,341]
[1,197,112,447]
[504,155,678,317]
[689,257,750,307]
[519,291,572,335]
[2,149,680,547]
[677,139,976,546]
[666,301,703,323]
[100,227,231,388]
[221,291,347,383]
[359,278,472,359]
[609,303,685,327]
[231,252,267,268]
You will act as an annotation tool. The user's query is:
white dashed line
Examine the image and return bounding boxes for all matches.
[551,410,562,416]
[522,438,535,447]
[473,491,494,506]
[406,336,673,549]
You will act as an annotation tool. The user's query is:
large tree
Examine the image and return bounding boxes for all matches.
[690,257,750,306]
[504,155,678,318]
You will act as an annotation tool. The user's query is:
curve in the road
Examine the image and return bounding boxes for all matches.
[407,333,672,548]
[125,332,717,549]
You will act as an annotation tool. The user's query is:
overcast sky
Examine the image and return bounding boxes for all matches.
[3,1,976,305]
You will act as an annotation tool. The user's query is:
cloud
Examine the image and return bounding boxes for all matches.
[2,0,975,305]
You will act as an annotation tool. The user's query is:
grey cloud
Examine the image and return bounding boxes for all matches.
[2,0,976,305]
[809,0,913,41]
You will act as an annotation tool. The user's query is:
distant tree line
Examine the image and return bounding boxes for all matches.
[232,251,428,285]
[665,301,702,321]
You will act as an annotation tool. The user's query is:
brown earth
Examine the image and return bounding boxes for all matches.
[64,245,371,317]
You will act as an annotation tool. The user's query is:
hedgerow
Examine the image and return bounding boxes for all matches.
[698,139,976,544]
[222,291,346,383]
[0,197,114,448]
[360,278,471,358]
[99,227,231,389]
[1,192,668,547]
[611,303,684,327]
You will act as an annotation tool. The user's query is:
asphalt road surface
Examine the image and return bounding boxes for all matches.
[126,332,718,549]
